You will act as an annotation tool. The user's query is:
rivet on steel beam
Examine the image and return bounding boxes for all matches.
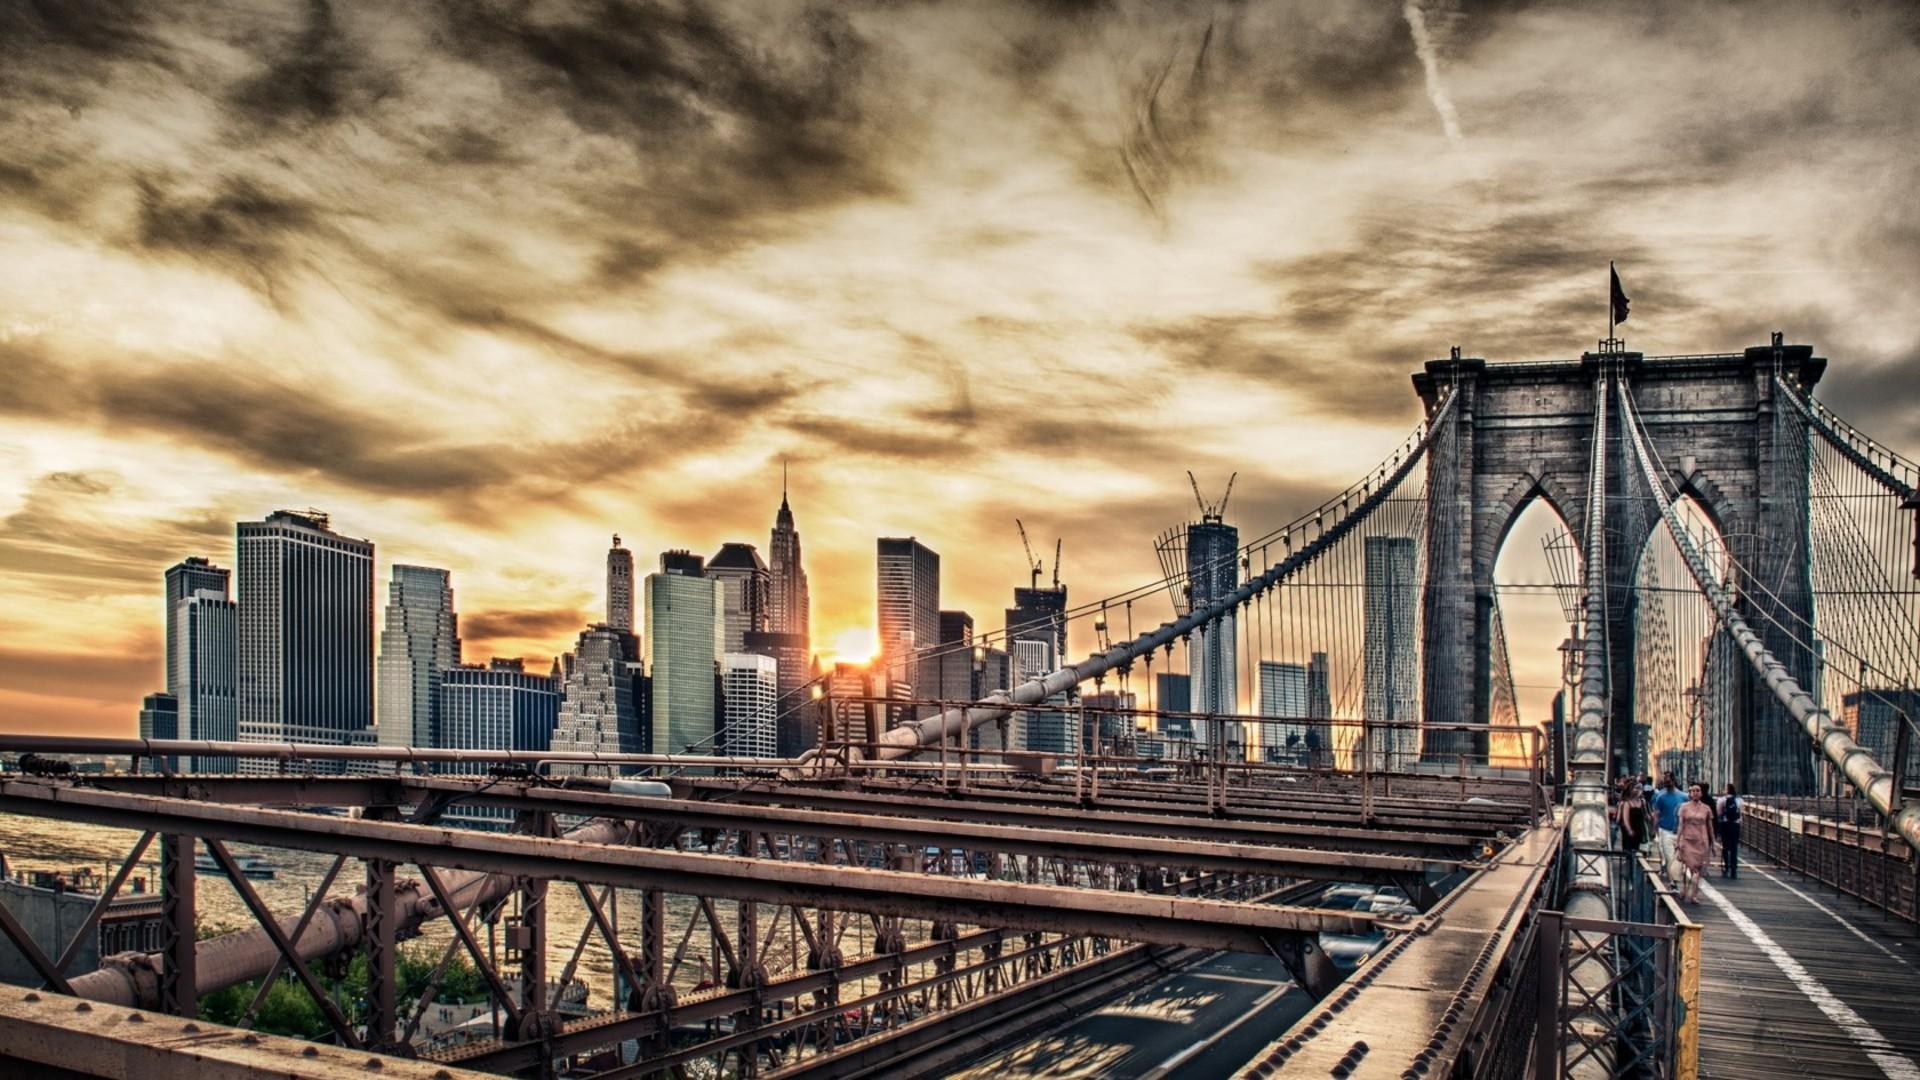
[364,1058,385,1070]
[74,1002,92,1012]
[242,1034,260,1045]
[182,1022,201,1033]
[22,992,38,1003]
[304,1047,321,1057]
[127,1012,145,1023]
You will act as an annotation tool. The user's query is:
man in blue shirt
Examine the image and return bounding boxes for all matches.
[1651,775,1687,884]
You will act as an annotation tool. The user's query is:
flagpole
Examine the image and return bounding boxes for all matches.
[1608,261,1615,349]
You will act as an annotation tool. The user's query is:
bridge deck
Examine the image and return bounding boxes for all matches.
[1695,860,1920,1079]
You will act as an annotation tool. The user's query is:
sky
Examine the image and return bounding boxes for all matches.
[3,0,1919,740]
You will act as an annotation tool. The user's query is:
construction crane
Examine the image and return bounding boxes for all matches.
[1188,471,1238,523]
[1015,519,1043,590]
[1052,538,1063,588]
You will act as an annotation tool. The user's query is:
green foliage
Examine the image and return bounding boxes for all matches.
[195,942,494,1041]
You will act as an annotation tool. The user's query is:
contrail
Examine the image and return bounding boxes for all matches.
[1403,0,1464,148]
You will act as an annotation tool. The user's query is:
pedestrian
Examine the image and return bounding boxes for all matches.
[1616,777,1651,858]
[1675,783,1716,902]
[1716,783,1742,879]
[1651,774,1687,884]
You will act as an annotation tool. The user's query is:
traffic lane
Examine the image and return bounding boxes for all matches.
[954,951,1300,1079]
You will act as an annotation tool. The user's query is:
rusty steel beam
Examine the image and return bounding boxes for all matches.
[399,777,1464,883]
[0,781,1388,975]
[0,983,496,1079]
[672,781,1489,856]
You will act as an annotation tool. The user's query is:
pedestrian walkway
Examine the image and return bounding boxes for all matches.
[1691,859,1920,1079]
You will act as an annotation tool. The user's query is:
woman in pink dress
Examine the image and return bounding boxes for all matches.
[1674,783,1717,902]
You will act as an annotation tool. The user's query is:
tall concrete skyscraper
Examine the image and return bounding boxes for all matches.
[708,543,770,654]
[236,511,374,770]
[1364,535,1420,767]
[877,537,940,715]
[176,587,238,772]
[646,552,721,757]
[720,653,779,758]
[164,557,229,695]
[377,565,460,752]
[1186,519,1240,756]
[436,658,560,827]
[607,535,635,632]
[769,474,810,640]
[1156,672,1195,750]
[550,626,642,768]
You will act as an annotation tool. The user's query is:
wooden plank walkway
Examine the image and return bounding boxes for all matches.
[1690,859,1920,1079]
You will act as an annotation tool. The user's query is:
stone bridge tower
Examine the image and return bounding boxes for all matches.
[1413,338,1826,794]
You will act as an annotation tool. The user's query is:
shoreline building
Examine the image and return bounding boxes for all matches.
[235,510,375,773]
[878,538,941,722]
[550,625,643,767]
[437,659,559,827]
[607,535,635,633]
[721,653,779,758]
[376,565,460,756]
[138,693,179,771]
[176,586,238,772]
[1364,535,1420,769]
[164,557,228,695]
[647,551,721,757]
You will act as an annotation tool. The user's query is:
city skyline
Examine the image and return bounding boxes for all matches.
[5,3,1920,740]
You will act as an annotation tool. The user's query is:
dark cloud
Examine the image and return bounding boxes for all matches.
[0,641,159,705]
[439,0,900,239]
[462,607,589,641]
[0,339,777,513]
[135,175,321,297]
[0,469,228,593]
[226,0,373,132]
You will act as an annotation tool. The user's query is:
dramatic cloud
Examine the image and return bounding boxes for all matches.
[2,0,1918,737]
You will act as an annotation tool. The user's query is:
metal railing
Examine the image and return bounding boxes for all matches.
[1745,801,1920,924]
[1534,849,1701,1079]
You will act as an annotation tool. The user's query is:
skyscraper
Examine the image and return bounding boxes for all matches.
[164,557,228,696]
[720,653,779,758]
[1258,660,1309,761]
[646,552,722,757]
[607,535,635,632]
[1306,650,1332,764]
[769,478,809,640]
[139,693,179,771]
[877,537,940,717]
[176,588,237,772]
[1005,586,1067,678]
[1364,535,1420,768]
[377,565,460,754]
[1011,636,1069,755]
[707,543,770,654]
[550,625,643,766]
[1186,518,1240,756]
[823,660,889,749]
[439,659,560,826]
[236,510,374,771]
[1155,672,1194,750]
[744,629,810,755]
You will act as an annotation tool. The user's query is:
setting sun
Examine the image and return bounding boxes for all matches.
[826,628,877,667]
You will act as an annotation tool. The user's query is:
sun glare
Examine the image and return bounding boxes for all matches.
[828,627,877,666]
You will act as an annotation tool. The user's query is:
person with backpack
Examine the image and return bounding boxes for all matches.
[1716,783,1742,879]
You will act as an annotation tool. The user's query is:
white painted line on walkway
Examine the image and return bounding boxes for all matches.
[1700,880,1920,1080]
[1750,865,1910,967]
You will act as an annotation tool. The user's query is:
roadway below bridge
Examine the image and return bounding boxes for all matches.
[949,949,1308,1080]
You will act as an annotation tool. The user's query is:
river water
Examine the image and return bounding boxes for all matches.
[0,812,882,1009]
